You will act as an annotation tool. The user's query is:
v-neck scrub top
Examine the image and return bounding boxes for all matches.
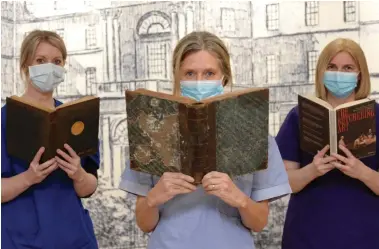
[276,104,379,249]
[119,135,292,249]
[1,100,100,249]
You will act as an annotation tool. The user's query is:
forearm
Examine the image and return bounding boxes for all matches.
[359,167,379,195]
[73,172,97,197]
[1,172,33,203]
[135,196,160,233]
[237,195,269,232]
[287,163,317,193]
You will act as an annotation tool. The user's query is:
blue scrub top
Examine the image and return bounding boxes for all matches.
[276,104,379,249]
[119,135,292,249]
[1,100,100,249]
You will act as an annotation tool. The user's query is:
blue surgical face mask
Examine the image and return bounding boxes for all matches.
[180,78,224,101]
[29,63,66,92]
[323,71,359,99]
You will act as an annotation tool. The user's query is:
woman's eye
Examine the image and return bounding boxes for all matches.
[186,72,194,76]
[206,72,215,77]
[55,60,62,65]
[36,58,44,63]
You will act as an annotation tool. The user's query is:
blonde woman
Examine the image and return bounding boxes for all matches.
[276,38,379,249]
[119,31,291,249]
[1,30,100,249]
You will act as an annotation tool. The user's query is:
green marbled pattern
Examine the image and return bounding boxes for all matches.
[215,91,269,176]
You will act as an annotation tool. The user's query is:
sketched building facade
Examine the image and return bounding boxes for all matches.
[252,1,379,135]
[1,1,379,249]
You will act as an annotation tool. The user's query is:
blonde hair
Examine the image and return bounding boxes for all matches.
[19,29,67,81]
[172,31,232,96]
[315,38,370,100]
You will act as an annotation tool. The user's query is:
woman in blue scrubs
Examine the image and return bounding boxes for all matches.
[1,30,100,249]
[119,31,292,249]
[276,38,379,249]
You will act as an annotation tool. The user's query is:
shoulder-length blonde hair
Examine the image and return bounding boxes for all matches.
[315,38,370,100]
[19,29,67,82]
[172,31,232,96]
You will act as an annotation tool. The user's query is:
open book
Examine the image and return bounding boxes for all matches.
[6,95,100,163]
[125,88,269,184]
[298,94,376,159]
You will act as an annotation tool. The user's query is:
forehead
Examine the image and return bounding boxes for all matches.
[34,41,62,58]
[181,50,220,71]
[329,51,356,65]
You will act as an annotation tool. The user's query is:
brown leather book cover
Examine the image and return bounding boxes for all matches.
[299,94,376,159]
[6,96,100,164]
[126,88,269,184]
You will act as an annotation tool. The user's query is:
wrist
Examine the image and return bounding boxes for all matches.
[307,162,320,179]
[237,193,249,209]
[73,168,86,184]
[146,191,157,208]
[23,170,35,187]
[358,165,373,182]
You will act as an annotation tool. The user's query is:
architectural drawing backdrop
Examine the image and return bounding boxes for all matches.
[1,1,379,248]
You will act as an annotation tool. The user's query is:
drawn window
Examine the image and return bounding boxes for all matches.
[85,67,96,94]
[344,1,356,22]
[114,120,128,145]
[305,1,319,26]
[308,51,318,82]
[56,28,64,40]
[147,43,167,78]
[269,112,281,136]
[86,26,96,49]
[221,8,236,31]
[266,55,278,84]
[138,13,170,35]
[266,4,279,31]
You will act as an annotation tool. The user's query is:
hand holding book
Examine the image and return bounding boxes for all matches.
[55,143,86,182]
[146,172,197,208]
[202,171,248,208]
[25,147,58,186]
[311,145,337,177]
[331,144,371,180]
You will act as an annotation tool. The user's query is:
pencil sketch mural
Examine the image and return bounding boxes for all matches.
[1,1,379,248]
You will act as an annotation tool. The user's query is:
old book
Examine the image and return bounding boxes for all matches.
[126,88,269,184]
[6,95,100,163]
[298,94,376,159]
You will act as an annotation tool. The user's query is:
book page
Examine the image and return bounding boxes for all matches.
[56,95,98,110]
[298,95,331,155]
[9,95,54,113]
[335,98,373,110]
[201,87,268,104]
[299,94,333,110]
[335,100,376,159]
[129,89,196,105]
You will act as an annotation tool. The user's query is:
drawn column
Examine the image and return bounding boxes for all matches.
[178,11,186,39]
[113,10,122,82]
[100,10,109,83]
[170,3,179,50]
[107,10,115,85]
[186,7,194,34]
[101,115,112,185]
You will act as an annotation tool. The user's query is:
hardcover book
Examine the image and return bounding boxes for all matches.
[6,95,100,163]
[298,94,376,159]
[126,88,269,184]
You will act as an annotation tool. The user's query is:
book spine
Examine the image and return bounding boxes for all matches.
[48,112,57,162]
[188,105,209,184]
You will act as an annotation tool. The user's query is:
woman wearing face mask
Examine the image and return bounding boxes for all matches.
[276,38,379,249]
[119,31,292,249]
[1,30,100,249]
